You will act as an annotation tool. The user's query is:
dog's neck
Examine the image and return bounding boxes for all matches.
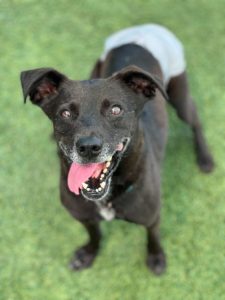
[113,122,145,189]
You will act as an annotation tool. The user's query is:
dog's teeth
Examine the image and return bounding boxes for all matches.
[106,161,111,168]
[98,187,102,192]
[103,168,108,173]
[82,183,88,189]
[87,188,91,191]
[100,181,106,188]
[100,174,105,179]
[108,157,112,162]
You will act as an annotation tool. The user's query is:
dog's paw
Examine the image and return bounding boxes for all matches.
[197,153,215,173]
[146,252,166,275]
[69,245,98,271]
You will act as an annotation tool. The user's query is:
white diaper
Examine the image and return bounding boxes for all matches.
[101,24,186,85]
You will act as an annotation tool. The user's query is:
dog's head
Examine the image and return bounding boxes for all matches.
[20,65,167,201]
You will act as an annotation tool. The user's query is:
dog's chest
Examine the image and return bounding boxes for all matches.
[97,201,115,221]
[96,184,135,221]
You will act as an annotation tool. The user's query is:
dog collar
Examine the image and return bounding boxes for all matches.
[125,184,134,193]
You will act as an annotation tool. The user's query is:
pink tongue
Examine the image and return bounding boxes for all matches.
[68,162,105,195]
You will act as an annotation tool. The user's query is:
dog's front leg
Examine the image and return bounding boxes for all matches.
[146,217,166,275]
[70,221,102,271]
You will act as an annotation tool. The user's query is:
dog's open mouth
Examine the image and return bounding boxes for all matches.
[67,138,129,201]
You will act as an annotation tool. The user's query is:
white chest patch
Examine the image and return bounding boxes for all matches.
[98,204,115,221]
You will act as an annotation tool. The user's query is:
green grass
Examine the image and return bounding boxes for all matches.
[0,0,225,299]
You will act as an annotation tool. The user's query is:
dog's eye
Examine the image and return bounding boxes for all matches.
[111,105,122,116]
[61,110,71,119]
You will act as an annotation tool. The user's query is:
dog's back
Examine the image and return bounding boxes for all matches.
[100,24,186,85]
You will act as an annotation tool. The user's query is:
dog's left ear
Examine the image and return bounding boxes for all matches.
[112,65,168,101]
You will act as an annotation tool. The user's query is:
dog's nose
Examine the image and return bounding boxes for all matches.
[76,136,103,158]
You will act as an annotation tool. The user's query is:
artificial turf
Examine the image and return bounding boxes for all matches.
[0,1,224,299]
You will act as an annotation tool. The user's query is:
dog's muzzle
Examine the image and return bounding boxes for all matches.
[68,138,130,201]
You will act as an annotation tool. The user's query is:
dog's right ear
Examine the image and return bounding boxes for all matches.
[20,68,67,105]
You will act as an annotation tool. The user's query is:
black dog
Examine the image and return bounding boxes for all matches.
[20,24,214,275]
